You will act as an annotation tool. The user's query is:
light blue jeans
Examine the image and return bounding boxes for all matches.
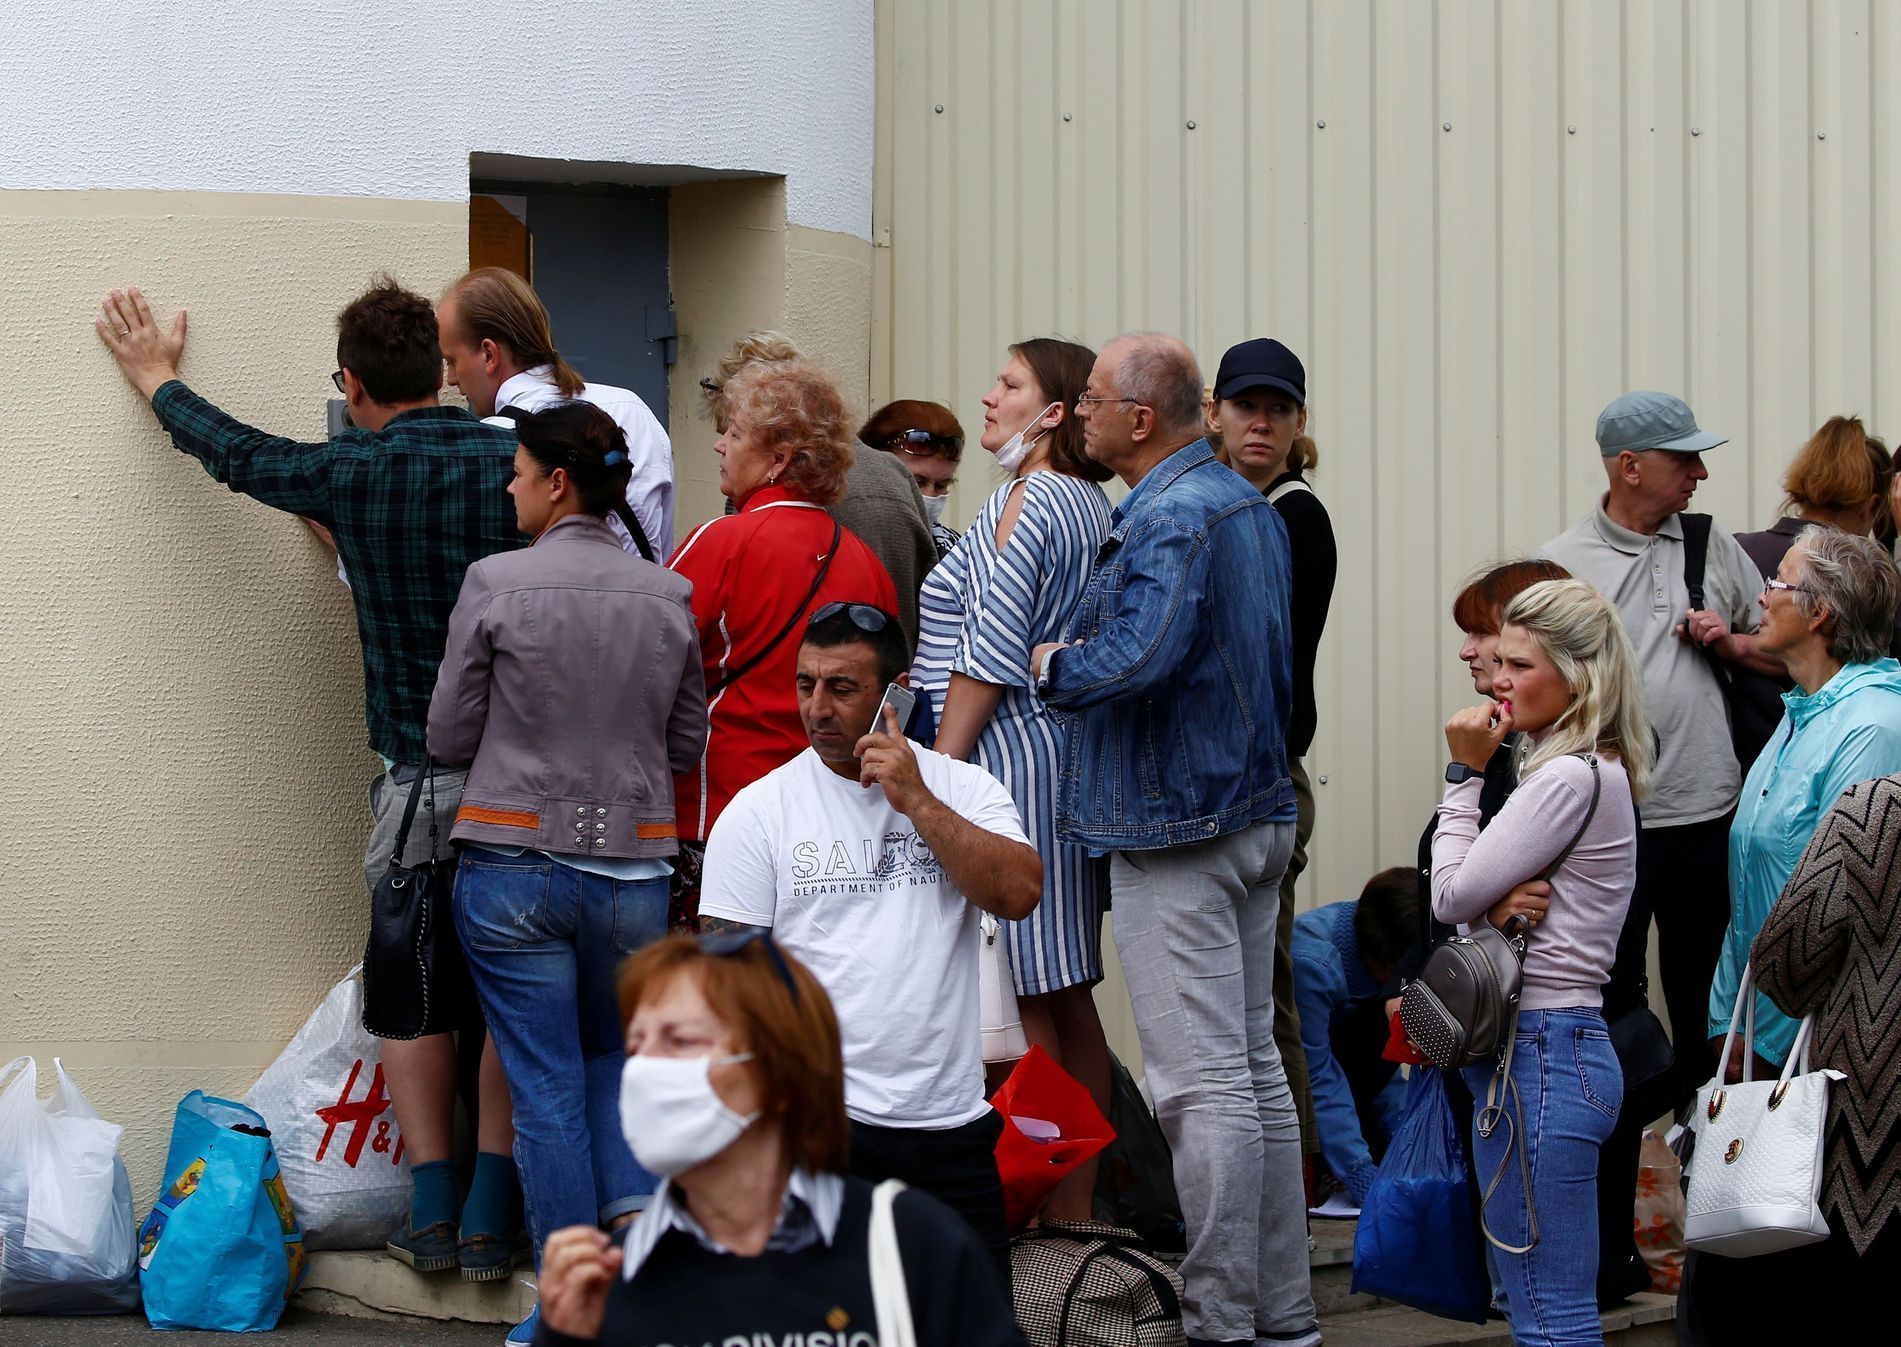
[452,850,665,1265]
[1463,1008,1623,1347]
[1111,820,1314,1343]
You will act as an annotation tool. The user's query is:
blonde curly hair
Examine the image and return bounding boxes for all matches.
[701,331,802,430]
[723,358,854,506]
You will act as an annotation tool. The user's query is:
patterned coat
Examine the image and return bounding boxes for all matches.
[1753,773,1901,1254]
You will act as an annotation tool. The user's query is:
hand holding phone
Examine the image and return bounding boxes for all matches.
[871,682,917,742]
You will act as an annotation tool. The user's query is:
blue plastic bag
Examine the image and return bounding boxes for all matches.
[136,1092,308,1332]
[1350,1067,1491,1324]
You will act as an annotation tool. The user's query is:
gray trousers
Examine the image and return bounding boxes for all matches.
[1111,819,1315,1343]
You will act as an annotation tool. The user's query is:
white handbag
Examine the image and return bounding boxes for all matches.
[979,913,1029,1063]
[1684,964,1843,1257]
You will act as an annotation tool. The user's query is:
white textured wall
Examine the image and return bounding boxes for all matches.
[0,0,874,239]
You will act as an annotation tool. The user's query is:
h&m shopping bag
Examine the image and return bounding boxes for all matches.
[991,1046,1116,1231]
[137,1092,308,1331]
[243,966,408,1249]
[1351,1067,1490,1324]
[0,1057,140,1315]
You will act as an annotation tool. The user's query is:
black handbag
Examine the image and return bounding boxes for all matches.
[361,760,478,1040]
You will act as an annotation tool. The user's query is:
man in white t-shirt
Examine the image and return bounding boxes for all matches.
[699,602,1041,1284]
[439,268,674,558]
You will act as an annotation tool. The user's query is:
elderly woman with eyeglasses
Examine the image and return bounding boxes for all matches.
[530,934,1027,1347]
[1704,527,1901,1082]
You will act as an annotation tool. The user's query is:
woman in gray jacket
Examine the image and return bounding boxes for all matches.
[428,401,707,1347]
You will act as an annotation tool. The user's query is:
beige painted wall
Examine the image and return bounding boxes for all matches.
[0,189,466,1196]
[1,182,874,1202]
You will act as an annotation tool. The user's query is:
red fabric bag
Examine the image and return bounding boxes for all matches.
[989,1046,1116,1230]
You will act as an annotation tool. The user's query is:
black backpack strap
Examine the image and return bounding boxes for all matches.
[1680,512,1713,611]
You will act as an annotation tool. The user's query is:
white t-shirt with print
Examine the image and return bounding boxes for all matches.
[699,744,1029,1130]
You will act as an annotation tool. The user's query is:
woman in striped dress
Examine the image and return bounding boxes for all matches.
[911,337,1113,1220]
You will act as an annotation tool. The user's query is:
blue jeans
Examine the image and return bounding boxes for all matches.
[1463,1008,1622,1347]
[452,850,665,1264]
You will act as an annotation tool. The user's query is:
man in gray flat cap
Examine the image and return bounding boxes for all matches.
[1542,392,1776,1104]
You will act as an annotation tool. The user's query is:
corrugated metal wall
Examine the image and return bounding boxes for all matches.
[872,0,1900,922]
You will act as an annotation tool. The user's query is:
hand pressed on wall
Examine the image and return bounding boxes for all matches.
[96,286,187,401]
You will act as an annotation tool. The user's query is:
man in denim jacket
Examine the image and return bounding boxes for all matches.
[1031,334,1311,1347]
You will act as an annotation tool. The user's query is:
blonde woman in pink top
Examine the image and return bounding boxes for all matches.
[1430,578,1651,1346]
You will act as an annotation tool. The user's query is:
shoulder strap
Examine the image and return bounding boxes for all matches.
[1680,512,1713,611]
[867,1180,917,1347]
[387,757,438,869]
[1266,477,1314,504]
[1536,753,1602,882]
[712,516,843,695]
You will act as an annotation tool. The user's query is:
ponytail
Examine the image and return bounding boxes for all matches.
[512,401,640,545]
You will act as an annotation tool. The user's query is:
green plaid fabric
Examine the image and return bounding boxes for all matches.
[152,380,523,764]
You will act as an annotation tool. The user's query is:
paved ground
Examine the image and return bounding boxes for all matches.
[0,1310,504,1344]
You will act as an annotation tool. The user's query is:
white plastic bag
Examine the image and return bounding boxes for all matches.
[242,967,409,1250]
[0,1057,140,1314]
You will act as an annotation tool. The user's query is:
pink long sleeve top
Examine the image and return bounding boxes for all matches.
[1430,751,1637,1011]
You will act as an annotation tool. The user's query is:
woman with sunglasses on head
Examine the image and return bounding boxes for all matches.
[427,400,710,1347]
[530,934,1026,1347]
[827,401,954,653]
[666,358,899,927]
[862,400,967,562]
[909,337,1114,1220]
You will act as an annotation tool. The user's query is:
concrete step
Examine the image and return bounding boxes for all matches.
[296,1251,533,1327]
[1318,1294,1677,1346]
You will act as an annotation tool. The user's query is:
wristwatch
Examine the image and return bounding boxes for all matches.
[1444,762,1483,785]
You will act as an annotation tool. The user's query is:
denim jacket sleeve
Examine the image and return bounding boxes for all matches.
[426,562,496,769]
[1295,942,1377,1202]
[1042,514,1210,709]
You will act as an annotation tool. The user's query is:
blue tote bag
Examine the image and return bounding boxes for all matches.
[1350,1066,1491,1324]
[136,1092,308,1332]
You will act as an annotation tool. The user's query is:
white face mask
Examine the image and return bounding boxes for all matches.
[618,1052,760,1178]
[992,402,1061,474]
[920,493,948,526]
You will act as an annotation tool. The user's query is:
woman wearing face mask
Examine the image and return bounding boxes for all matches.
[861,399,966,562]
[428,401,709,1347]
[531,934,1027,1347]
[908,338,1113,1220]
[1432,579,1651,1347]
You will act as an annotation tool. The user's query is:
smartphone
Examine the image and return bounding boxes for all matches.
[873,682,917,738]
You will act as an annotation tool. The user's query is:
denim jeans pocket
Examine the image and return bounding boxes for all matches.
[1573,1026,1623,1121]
[455,856,555,951]
[609,876,669,954]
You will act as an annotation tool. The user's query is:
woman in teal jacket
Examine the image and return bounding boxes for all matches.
[1710,526,1901,1076]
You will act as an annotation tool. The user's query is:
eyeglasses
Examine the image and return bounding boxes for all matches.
[809,601,893,633]
[884,429,963,457]
[1074,393,1141,413]
[699,377,722,395]
[330,370,347,394]
[1762,578,1812,596]
[699,927,800,1003]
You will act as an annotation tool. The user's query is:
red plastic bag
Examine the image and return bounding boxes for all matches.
[989,1046,1115,1230]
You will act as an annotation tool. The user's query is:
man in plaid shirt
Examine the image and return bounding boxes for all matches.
[97,277,526,1280]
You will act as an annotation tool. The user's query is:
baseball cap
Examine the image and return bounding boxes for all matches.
[1213,338,1306,406]
[1595,391,1727,456]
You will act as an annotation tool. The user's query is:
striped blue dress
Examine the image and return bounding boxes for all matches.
[911,471,1114,995]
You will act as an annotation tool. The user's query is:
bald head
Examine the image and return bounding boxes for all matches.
[1105,334,1205,437]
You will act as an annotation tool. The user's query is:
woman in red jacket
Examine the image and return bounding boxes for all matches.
[668,359,897,923]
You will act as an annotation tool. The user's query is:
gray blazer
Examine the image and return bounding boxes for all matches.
[427,514,707,859]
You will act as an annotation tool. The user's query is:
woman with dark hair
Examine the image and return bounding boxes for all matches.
[909,337,1114,1220]
[667,359,898,922]
[530,934,1026,1347]
[862,399,966,560]
[428,400,710,1347]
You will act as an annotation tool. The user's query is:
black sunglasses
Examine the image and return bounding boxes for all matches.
[808,601,892,633]
[885,429,962,456]
[699,928,800,1003]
